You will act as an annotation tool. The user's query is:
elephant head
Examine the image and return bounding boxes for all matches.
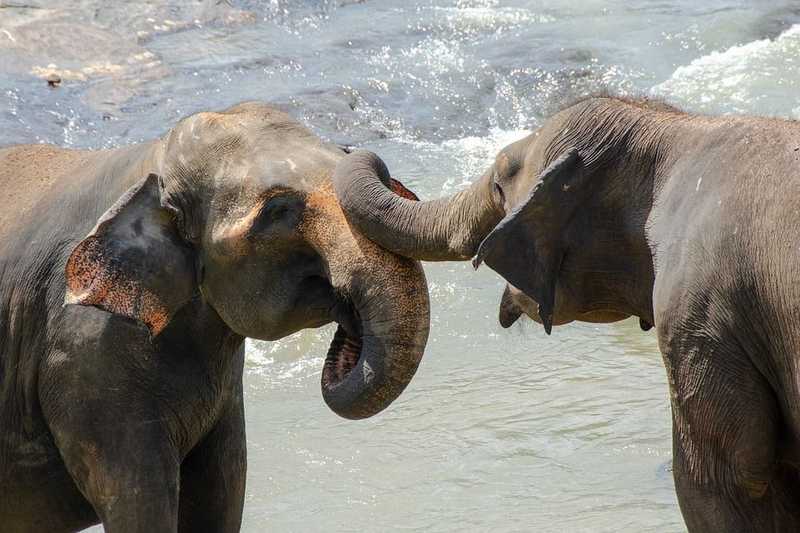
[64,102,430,420]
[333,97,663,334]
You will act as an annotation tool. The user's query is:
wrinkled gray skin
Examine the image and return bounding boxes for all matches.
[334,96,800,532]
[0,102,430,533]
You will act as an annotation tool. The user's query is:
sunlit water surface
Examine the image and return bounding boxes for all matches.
[2,1,799,531]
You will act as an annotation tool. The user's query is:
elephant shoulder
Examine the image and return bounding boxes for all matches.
[0,144,93,242]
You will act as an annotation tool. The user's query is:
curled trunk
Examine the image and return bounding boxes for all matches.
[320,235,430,420]
[332,151,503,261]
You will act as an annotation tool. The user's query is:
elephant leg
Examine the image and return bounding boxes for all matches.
[178,390,247,533]
[41,364,181,532]
[87,460,179,533]
[46,413,180,533]
[673,448,800,532]
[661,332,787,532]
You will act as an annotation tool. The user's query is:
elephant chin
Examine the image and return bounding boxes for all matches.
[499,283,633,331]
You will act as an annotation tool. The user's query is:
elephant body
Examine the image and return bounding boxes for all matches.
[0,102,430,532]
[333,97,800,531]
[525,100,800,531]
[1,143,248,532]
[645,107,800,531]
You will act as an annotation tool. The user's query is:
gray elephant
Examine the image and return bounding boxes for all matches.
[0,102,430,532]
[332,96,800,532]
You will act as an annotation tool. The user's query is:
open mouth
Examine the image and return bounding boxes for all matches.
[322,326,363,388]
[321,300,363,389]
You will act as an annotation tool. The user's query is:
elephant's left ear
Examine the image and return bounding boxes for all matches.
[65,174,195,337]
[473,148,587,334]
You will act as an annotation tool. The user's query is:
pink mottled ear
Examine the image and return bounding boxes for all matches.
[65,174,195,336]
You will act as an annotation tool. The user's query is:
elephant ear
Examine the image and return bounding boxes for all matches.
[65,174,195,337]
[473,148,587,334]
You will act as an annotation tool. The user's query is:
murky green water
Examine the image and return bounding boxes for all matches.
[3,1,799,531]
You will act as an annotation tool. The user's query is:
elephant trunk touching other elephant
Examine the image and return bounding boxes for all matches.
[332,150,504,261]
[300,181,430,419]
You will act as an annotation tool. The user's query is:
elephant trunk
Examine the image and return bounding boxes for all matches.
[321,255,430,420]
[332,150,503,261]
[306,185,430,419]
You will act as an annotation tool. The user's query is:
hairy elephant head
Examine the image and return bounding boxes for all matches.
[333,98,661,334]
[64,102,430,420]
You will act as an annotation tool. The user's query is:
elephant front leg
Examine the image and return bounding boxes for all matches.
[661,332,789,532]
[674,445,800,533]
[89,471,180,533]
[41,380,182,532]
[48,420,181,533]
[178,391,247,533]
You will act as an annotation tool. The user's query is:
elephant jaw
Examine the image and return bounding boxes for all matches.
[498,283,633,331]
[499,284,533,328]
[498,282,567,329]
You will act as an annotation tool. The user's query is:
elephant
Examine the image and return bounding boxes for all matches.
[0,102,430,532]
[332,95,800,532]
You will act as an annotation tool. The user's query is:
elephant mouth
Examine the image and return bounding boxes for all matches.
[322,325,363,388]
[322,300,363,389]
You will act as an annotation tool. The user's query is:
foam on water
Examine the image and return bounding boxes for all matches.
[653,23,800,118]
[420,5,555,38]
[427,126,531,192]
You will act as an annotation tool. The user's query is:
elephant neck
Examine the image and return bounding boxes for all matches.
[157,294,244,367]
[548,98,692,326]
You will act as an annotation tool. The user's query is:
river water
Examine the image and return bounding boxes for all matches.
[2,1,800,531]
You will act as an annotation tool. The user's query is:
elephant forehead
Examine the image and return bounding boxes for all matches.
[165,109,343,193]
[247,145,342,192]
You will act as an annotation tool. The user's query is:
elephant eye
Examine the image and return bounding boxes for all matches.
[493,181,506,204]
[264,203,288,222]
[252,193,304,233]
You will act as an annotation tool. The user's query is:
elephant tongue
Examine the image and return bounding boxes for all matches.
[322,325,363,387]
